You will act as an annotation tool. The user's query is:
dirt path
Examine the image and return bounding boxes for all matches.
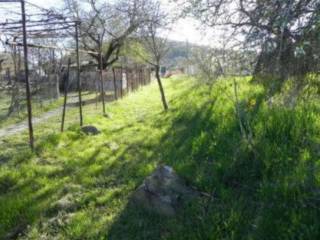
[0,92,115,139]
[0,95,83,139]
[0,107,63,138]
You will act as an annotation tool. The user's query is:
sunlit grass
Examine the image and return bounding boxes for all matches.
[0,75,319,239]
[0,93,64,128]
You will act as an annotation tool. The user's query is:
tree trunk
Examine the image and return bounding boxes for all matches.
[155,65,168,111]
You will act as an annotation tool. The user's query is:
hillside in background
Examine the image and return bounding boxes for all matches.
[121,38,194,70]
[163,40,191,69]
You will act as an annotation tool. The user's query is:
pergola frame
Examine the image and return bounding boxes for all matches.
[0,0,85,149]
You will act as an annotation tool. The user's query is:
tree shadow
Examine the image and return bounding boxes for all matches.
[107,83,320,239]
[1,76,319,239]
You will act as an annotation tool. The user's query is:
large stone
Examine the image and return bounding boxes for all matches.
[54,194,76,212]
[132,165,198,216]
[81,125,101,135]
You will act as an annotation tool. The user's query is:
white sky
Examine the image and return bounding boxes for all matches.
[0,0,216,47]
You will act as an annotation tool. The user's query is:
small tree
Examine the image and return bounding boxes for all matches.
[137,0,169,111]
[190,46,224,84]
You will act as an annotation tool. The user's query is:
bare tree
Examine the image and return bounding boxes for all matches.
[63,0,149,114]
[178,0,320,80]
[64,0,148,70]
[190,47,224,84]
[136,0,170,111]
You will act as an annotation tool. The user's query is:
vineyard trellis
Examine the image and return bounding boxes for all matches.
[0,0,85,149]
[0,0,153,149]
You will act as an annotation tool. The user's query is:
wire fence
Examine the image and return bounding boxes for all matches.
[0,40,152,148]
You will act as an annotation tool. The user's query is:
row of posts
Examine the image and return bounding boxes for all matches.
[1,0,82,150]
[1,0,153,150]
[61,65,152,132]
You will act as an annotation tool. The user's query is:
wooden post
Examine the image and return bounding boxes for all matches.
[6,68,11,85]
[120,67,123,98]
[131,68,137,92]
[142,68,145,85]
[141,68,144,85]
[99,38,106,114]
[61,58,71,132]
[94,74,98,109]
[125,68,129,93]
[137,67,140,89]
[21,0,34,150]
[138,68,140,87]
[139,67,143,86]
[137,67,140,90]
[134,67,137,91]
[75,21,83,126]
[112,67,118,100]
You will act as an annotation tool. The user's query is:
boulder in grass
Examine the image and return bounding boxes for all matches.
[81,125,100,135]
[54,194,76,212]
[132,165,198,216]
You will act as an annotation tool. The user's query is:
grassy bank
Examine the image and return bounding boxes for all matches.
[0,75,319,239]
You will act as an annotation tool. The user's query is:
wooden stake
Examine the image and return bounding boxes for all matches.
[99,39,106,114]
[112,68,118,100]
[21,0,34,149]
[75,22,83,126]
[120,67,123,98]
[61,58,71,132]
[126,68,129,93]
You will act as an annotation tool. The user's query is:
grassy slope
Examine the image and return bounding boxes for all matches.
[0,76,319,239]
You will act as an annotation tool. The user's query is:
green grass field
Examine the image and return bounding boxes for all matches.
[0,92,64,129]
[0,75,319,239]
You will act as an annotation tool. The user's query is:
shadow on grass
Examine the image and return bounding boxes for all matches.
[1,77,319,239]
[107,84,320,239]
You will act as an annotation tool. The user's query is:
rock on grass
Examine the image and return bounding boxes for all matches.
[81,125,101,135]
[132,165,198,216]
